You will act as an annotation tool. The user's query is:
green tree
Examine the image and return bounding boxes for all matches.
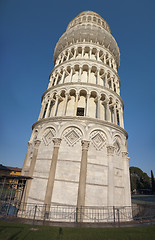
[130,167,151,192]
[151,170,155,194]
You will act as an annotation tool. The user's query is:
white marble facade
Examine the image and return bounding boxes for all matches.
[22,11,131,218]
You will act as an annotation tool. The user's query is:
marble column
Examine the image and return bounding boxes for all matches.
[22,140,41,204]
[111,77,114,91]
[89,48,92,59]
[22,141,32,176]
[82,47,84,57]
[78,67,82,82]
[88,68,91,83]
[61,54,65,63]
[70,68,73,82]
[38,101,45,120]
[53,95,59,116]
[77,140,89,222]
[45,100,51,118]
[113,104,117,124]
[49,100,55,117]
[107,145,115,206]
[86,94,90,117]
[96,49,100,61]
[120,106,124,128]
[105,72,108,87]
[109,58,112,68]
[73,48,77,58]
[62,93,69,116]
[44,138,62,215]
[104,54,106,64]
[96,96,100,119]
[61,70,66,83]
[55,74,59,85]
[122,152,131,206]
[67,50,70,60]
[74,93,79,116]
[106,100,110,121]
[97,69,100,85]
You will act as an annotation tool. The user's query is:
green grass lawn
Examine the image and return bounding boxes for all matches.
[0,221,155,240]
[132,195,155,205]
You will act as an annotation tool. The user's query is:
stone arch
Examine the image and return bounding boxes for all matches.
[59,123,85,139]
[90,66,97,84]
[37,124,57,140]
[72,64,79,82]
[100,93,106,120]
[56,91,65,116]
[89,129,107,151]
[31,128,39,142]
[52,91,57,100]
[61,126,83,147]
[42,127,56,146]
[77,89,87,116]
[81,64,89,82]
[58,88,66,96]
[89,90,97,118]
[99,68,105,86]
[68,88,77,95]
[84,46,90,58]
[91,48,97,60]
[112,134,122,155]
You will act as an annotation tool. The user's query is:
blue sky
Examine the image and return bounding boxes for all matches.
[0,0,155,176]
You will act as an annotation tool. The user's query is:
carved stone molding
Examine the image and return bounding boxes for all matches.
[34,140,41,148]
[113,139,121,155]
[90,130,106,150]
[53,138,62,148]
[42,128,56,146]
[81,140,90,151]
[63,127,82,146]
[107,145,115,155]
[122,151,128,158]
[28,141,32,147]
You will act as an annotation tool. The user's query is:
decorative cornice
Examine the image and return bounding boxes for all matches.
[32,116,128,139]
[50,57,120,81]
[41,82,124,107]
[53,42,119,72]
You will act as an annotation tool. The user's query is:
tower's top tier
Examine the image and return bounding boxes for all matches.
[54,11,120,67]
[66,11,111,33]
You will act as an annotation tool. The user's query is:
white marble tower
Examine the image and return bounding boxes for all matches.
[22,11,131,221]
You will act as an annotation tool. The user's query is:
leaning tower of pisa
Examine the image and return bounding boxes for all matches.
[22,11,131,221]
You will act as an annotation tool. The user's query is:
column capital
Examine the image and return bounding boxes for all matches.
[53,138,62,147]
[81,140,90,151]
[94,95,100,103]
[122,151,129,158]
[107,145,115,155]
[105,98,109,104]
[34,140,41,148]
[28,141,32,147]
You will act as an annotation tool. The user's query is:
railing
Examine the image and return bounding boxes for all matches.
[1,201,155,223]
